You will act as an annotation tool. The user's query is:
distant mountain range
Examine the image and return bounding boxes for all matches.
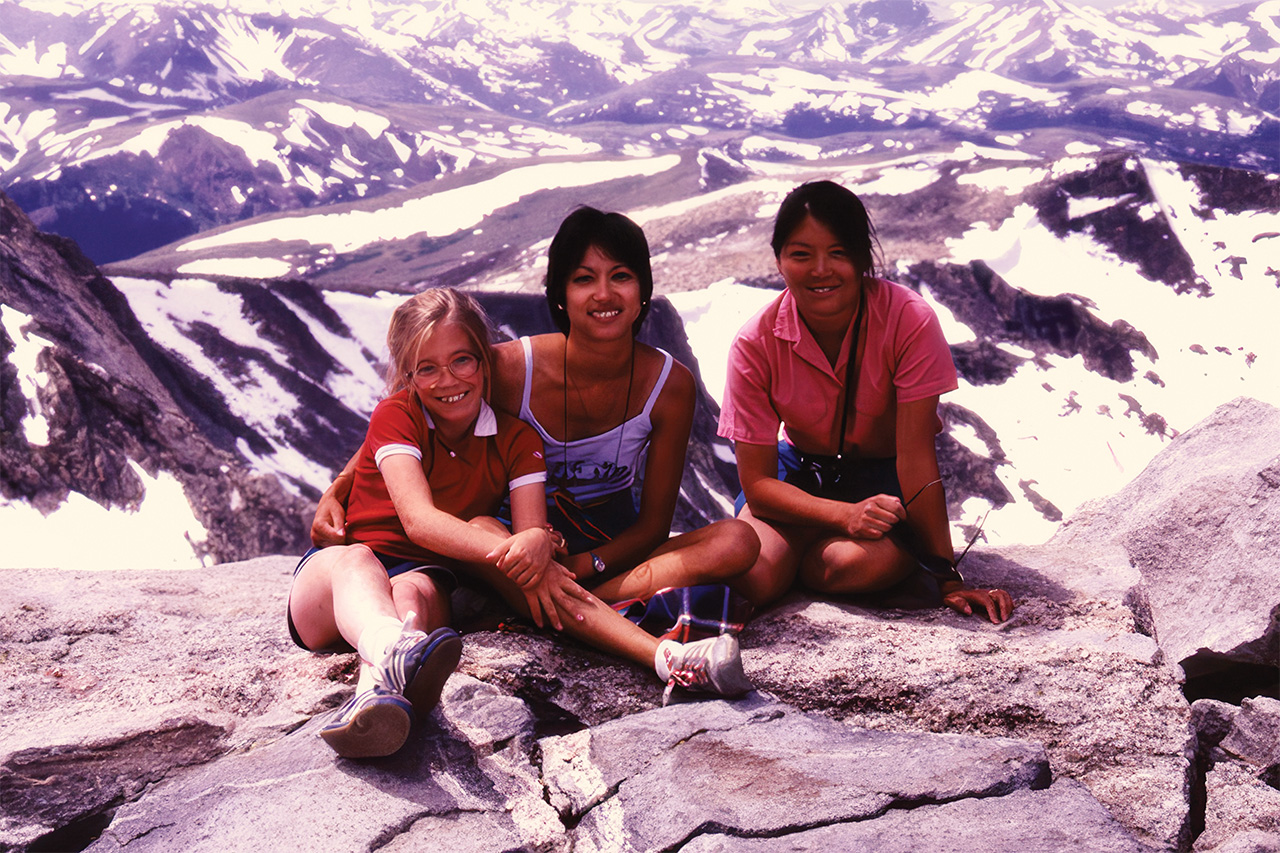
[1,0,1278,569]
[2,0,1275,262]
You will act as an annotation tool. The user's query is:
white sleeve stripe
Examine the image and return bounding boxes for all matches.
[375,443,422,467]
[509,472,547,491]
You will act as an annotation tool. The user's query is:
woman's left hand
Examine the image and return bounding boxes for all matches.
[942,586,1015,624]
[487,528,554,589]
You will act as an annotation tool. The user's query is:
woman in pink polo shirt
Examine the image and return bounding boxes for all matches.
[719,180,1013,622]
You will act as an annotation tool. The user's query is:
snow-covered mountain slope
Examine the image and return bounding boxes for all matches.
[2,0,1278,570]
[6,144,1273,569]
[2,0,1276,263]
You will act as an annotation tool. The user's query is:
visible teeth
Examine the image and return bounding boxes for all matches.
[592,309,621,318]
[440,392,467,403]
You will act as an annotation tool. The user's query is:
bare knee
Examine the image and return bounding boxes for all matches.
[682,519,762,583]
[801,539,913,594]
[735,555,796,609]
[468,516,509,536]
[716,519,762,574]
[332,543,378,575]
[391,574,451,630]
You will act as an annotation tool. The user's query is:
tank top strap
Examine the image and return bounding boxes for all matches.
[518,335,536,420]
[639,349,674,418]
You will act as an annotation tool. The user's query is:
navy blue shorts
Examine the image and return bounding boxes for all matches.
[286,546,457,654]
[735,442,900,515]
[545,488,638,556]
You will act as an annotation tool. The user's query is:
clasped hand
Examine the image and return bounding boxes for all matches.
[486,527,556,589]
[487,528,592,631]
[842,494,906,539]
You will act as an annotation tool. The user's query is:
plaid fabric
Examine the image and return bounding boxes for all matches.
[612,584,753,643]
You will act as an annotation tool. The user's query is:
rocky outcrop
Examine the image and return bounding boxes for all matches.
[0,190,313,564]
[4,399,1279,852]
[1051,396,1280,690]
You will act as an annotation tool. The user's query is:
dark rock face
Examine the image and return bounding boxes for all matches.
[903,258,1158,384]
[0,190,313,563]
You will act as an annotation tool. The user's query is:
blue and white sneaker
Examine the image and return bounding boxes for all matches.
[373,625,462,718]
[319,686,413,758]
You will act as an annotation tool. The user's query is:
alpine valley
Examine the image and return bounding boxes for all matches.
[1,0,1278,571]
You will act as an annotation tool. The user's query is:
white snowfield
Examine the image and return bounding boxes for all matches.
[177,155,682,255]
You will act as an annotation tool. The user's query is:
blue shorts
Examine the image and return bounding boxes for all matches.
[286,546,457,654]
[734,442,900,514]
[545,488,638,556]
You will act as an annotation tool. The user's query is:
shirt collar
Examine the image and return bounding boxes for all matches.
[773,288,852,379]
[420,398,498,437]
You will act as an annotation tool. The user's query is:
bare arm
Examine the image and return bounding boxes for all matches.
[310,447,360,547]
[895,396,953,563]
[895,396,1013,623]
[381,455,588,629]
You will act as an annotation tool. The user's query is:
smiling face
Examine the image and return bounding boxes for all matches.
[409,322,485,433]
[776,214,863,329]
[563,245,644,341]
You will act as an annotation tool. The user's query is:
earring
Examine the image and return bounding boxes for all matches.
[557,303,565,310]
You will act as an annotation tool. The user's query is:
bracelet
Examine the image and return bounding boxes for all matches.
[590,552,606,574]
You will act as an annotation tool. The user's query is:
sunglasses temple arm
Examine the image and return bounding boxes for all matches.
[953,509,991,569]
[902,477,943,510]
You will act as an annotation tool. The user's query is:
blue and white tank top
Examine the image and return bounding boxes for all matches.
[518,335,674,503]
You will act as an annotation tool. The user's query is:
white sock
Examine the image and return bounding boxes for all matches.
[355,663,376,694]
[654,639,682,681]
[356,616,404,670]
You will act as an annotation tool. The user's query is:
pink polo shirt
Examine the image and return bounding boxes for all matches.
[718,278,957,457]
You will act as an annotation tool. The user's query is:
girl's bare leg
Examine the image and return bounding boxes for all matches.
[290,544,401,651]
[589,518,760,603]
[469,518,659,668]
[289,544,451,692]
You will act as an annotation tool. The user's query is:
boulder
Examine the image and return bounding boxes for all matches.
[1193,762,1280,852]
[740,543,1193,851]
[1051,397,1280,679]
[0,558,346,851]
[0,545,1184,853]
[1219,697,1280,777]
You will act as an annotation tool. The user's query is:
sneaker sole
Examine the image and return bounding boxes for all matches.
[403,628,462,717]
[320,701,412,759]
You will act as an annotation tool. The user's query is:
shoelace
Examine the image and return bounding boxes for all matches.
[661,650,711,706]
[371,611,420,693]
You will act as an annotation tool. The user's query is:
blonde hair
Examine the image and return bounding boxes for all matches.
[384,288,495,398]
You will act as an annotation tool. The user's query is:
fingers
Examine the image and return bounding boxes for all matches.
[944,588,1015,623]
[539,586,564,631]
[486,539,513,565]
[522,589,546,629]
[550,581,591,619]
[987,589,1015,623]
[868,494,906,520]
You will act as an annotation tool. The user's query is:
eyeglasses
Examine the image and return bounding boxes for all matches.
[409,354,480,386]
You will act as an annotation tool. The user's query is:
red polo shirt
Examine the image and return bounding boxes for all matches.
[347,390,546,562]
[718,277,957,456]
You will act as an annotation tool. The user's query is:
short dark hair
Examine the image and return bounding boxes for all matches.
[771,181,879,277]
[545,206,654,336]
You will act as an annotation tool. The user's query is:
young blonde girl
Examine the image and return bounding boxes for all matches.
[290,289,750,759]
